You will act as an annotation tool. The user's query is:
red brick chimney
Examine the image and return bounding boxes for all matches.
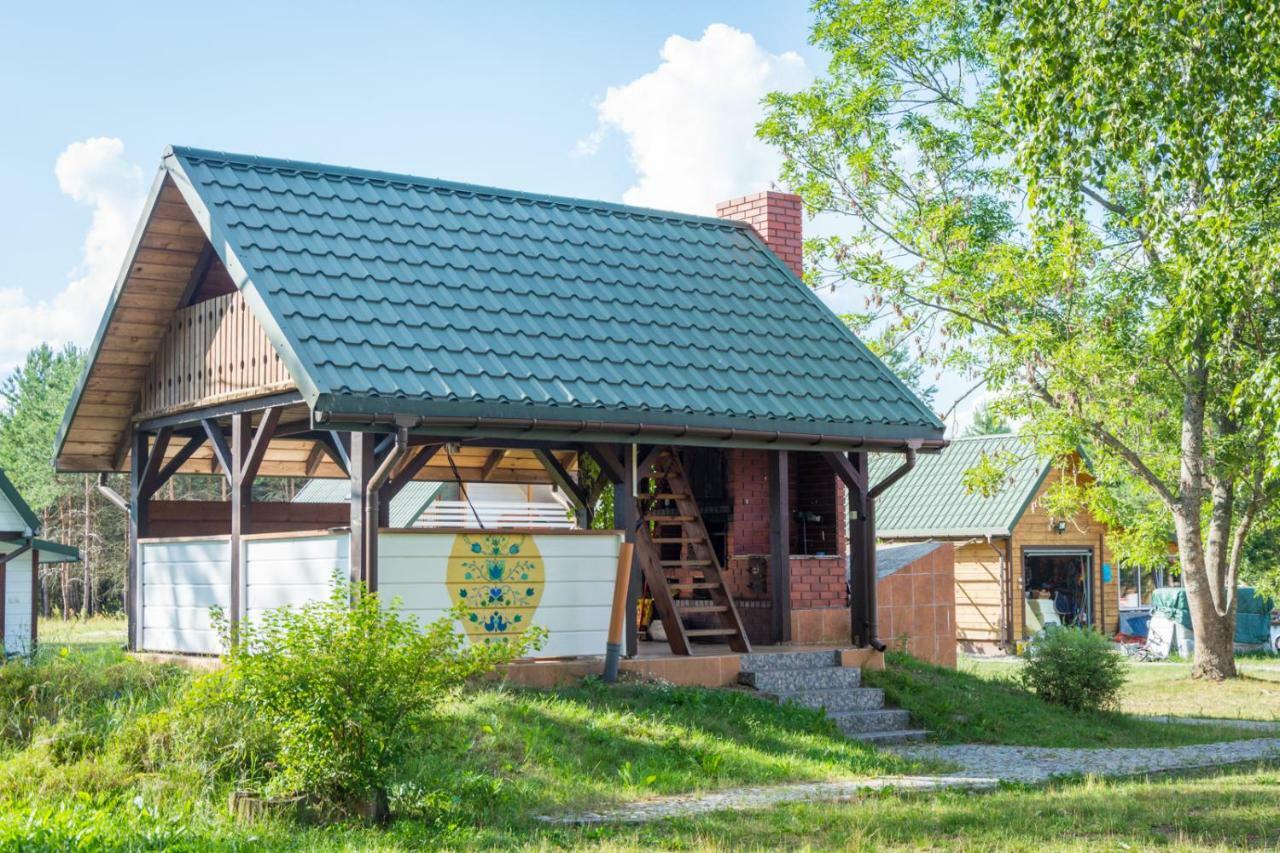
[716,191,803,278]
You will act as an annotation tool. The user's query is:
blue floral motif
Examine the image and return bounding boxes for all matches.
[454,533,540,637]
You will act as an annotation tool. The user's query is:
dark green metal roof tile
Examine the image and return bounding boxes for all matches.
[871,434,1050,538]
[166,146,943,440]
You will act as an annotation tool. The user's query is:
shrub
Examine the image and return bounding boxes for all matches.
[1020,626,1127,712]
[220,586,543,819]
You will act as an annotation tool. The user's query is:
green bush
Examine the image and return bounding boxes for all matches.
[1020,627,1127,712]
[220,586,543,818]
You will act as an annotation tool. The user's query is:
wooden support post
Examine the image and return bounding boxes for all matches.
[769,450,791,644]
[29,546,38,654]
[349,432,377,590]
[128,430,150,651]
[847,451,872,648]
[229,413,250,644]
[613,445,640,657]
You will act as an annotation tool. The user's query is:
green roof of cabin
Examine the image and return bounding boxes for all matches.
[870,434,1049,539]
[292,478,443,528]
[140,146,943,444]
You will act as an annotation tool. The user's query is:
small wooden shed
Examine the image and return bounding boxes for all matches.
[0,468,81,655]
[873,434,1119,653]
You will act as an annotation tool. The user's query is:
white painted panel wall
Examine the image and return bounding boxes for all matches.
[140,538,231,654]
[379,530,622,658]
[4,550,33,655]
[0,492,30,535]
[243,533,347,624]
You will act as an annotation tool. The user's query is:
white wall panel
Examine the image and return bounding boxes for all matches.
[140,538,231,654]
[4,550,32,655]
[379,530,621,658]
[243,533,347,625]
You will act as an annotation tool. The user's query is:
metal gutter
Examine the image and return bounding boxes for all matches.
[315,411,947,454]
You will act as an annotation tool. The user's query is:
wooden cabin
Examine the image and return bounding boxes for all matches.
[54,146,946,663]
[873,434,1119,653]
[0,468,81,654]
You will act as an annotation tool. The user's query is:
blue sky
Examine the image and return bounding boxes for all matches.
[0,2,976,429]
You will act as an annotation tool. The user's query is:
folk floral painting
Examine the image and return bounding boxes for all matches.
[446,532,545,645]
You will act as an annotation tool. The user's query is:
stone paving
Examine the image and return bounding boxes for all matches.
[541,737,1280,825]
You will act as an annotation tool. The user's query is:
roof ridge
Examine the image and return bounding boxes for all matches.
[167,145,751,232]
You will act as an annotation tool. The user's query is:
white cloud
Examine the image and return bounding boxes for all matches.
[0,138,145,372]
[580,23,810,215]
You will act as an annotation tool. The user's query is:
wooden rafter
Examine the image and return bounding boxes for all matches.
[480,449,507,480]
[201,419,234,481]
[534,448,587,509]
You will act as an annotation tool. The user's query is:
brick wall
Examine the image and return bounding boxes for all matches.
[715,191,804,278]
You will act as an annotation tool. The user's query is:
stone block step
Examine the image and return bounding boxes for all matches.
[739,666,860,693]
[770,687,886,713]
[830,709,912,735]
[846,728,929,745]
[738,650,842,673]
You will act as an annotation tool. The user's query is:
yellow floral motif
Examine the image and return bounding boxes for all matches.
[446,533,545,645]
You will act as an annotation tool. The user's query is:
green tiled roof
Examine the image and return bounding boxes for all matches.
[871,434,1049,538]
[292,478,443,528]
[164,146,943,444]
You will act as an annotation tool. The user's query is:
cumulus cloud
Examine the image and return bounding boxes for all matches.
[580,23,810,215]
[0,138,145,372]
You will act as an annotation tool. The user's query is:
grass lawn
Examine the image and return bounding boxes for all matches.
[961,655,1280,722]
[11,619,1276,849]
[865,652,1261,746]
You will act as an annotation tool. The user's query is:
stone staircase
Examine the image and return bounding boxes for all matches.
[738,650,927,744]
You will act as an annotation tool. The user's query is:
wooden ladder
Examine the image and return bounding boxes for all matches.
[635,447,751,655]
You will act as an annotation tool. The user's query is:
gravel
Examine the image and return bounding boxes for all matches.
[541,737,1280,824]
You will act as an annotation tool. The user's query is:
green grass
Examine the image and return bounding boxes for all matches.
[0,634,920,848]
[865,652,1257,746]
[10,618,1275,849]
[962,655,1280,722]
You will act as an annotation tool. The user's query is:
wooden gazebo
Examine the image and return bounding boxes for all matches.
[56,147,945,658]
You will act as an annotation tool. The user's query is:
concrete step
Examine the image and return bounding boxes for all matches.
[830,709,912,735]
[738,650,842,673]
[771,687,886,713]
[739,666,860,692]
[846,728,929,745]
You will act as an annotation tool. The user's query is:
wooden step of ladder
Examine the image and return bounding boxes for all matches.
[634,446,751,655]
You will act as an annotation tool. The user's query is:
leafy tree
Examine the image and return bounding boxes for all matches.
[964,403,1011,437]
[761,0,1280,678]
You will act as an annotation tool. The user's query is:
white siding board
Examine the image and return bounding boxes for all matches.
[243,534,347,624]
[4,551,33,654]
[140,539,231,654]
[379,530,621,658]
[0,494,28,534]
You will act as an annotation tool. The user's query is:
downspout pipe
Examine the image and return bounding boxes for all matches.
[863,446,918,652]
[363,426,410,592]
[96,473,128,513]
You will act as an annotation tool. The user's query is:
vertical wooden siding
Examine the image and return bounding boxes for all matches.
[139,291,294,418]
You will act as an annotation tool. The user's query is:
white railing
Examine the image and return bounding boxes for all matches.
[414,500,574,529]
